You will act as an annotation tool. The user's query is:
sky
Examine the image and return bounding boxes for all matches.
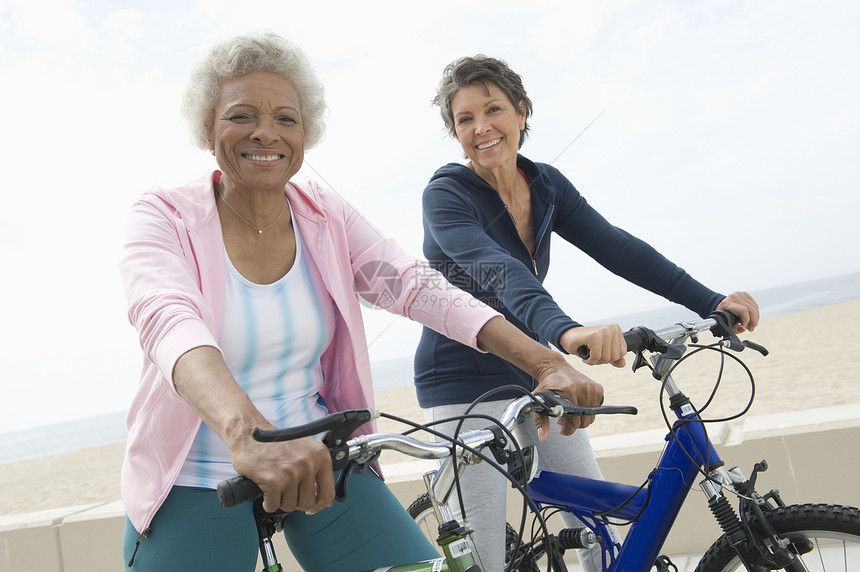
[1,0,859,433]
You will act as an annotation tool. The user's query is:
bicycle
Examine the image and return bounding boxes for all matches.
[216,378,637,570]
[407,310,860,571]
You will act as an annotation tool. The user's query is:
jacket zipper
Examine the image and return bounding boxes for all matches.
[531,203,554,275]
[127,527,151,567]
[492,168,553,277]
[503,206,539,276]
[520,203,554,276]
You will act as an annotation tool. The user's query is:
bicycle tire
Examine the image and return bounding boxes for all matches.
[406,493,442,548]
[407,492,541,572]
[695,503,860,572]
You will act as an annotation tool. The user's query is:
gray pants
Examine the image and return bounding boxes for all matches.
[424,401,620,572]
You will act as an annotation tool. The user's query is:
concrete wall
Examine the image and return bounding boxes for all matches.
[2,404,857,571]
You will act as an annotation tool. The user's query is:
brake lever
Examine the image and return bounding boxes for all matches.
[533,390,637,417]
[708,311,768,356]
[709,310,746,351]
[583,405,639,416]
[743,340,769,356]
[252,409,378,470]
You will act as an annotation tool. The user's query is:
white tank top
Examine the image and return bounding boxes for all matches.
[176,218,336,488]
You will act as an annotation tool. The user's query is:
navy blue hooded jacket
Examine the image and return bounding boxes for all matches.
[413,155,724,407]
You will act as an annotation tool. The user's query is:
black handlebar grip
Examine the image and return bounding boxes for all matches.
[622,327,650,353]
[711,309,740,327]
[577,328,650,360]
[217,475,262,508]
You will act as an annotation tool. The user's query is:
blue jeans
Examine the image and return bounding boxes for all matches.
[123,471,439,571]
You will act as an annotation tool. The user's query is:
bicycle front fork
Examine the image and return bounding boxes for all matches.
[700,461,809,571]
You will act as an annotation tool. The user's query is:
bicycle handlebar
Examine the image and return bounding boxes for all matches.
[219,311,767,509]
[217,391,637,508]
[577,310,746,360]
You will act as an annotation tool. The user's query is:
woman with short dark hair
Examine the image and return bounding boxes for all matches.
[416,54,760,571]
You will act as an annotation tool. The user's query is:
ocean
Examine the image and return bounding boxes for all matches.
[2,271,858,465]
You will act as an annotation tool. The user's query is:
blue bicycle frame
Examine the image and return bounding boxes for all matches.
[527,408,719,572]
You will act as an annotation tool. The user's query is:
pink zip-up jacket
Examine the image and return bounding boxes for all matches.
[120,172,501,532]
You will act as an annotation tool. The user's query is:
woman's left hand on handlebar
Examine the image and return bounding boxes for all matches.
[715,291,760,333]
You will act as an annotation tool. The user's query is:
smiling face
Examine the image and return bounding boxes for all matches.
[211,70,305,194]
[451,81,526,173]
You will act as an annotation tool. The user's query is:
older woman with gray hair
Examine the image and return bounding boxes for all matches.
[414,54,760,571]
[119,33,604,570]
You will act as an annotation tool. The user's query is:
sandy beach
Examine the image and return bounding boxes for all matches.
[2,299,859,517]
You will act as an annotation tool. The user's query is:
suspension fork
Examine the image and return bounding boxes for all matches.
[701,464,811,572]
[701,466,747,536]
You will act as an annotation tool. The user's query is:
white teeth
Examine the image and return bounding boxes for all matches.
[247,154,280,161]
[477,139,501,150]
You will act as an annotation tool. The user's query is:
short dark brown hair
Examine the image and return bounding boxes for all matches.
[433,55,533,148]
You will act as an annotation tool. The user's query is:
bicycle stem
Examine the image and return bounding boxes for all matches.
[424,470,457,525]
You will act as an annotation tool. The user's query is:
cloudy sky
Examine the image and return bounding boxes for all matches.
[1,0,858,432]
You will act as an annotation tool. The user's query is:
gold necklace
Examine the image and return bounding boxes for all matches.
[217,186,287,235]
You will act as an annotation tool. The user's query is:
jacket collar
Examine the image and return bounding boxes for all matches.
[431,154,553,205]
[147,170,328,229]
[285,178,327,224]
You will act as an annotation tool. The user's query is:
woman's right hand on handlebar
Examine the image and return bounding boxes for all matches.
[715,291,760,333]
[229,427,335,515]
[560,324,627,368]
[473,316,604,439]
[173,347,336,515]
[533,364,604,440]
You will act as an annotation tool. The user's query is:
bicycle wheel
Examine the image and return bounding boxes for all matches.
[696,504,860,572]
[407,493,441,547]
[407,493,540,572]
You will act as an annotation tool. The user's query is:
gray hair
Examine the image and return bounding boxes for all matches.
[433,55,533,149]
[181,31,326,150]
